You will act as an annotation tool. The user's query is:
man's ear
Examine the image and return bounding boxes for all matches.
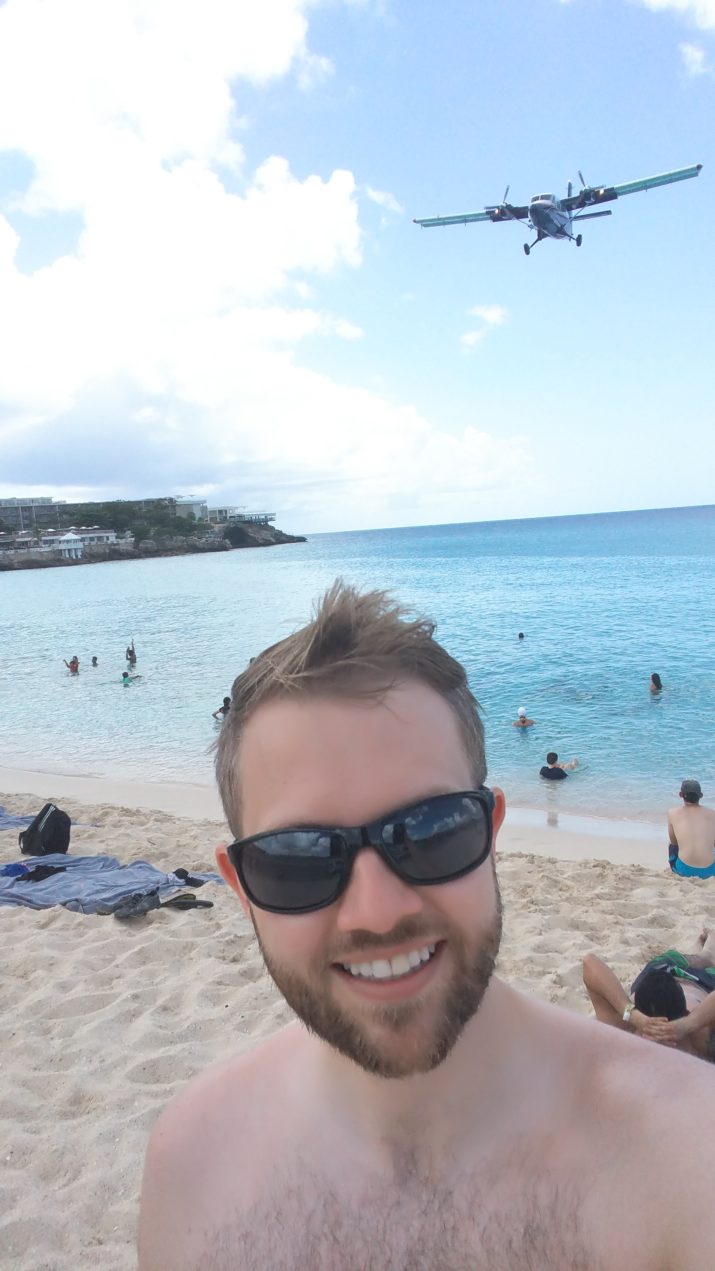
[215,844,252,920]
[491,787,506,849]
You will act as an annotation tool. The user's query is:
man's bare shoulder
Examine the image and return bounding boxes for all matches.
[149,1022,303,1153]
[138,1024,304,1271]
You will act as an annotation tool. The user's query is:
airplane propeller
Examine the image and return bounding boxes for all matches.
[578,170,588,190]
[503,185,510,205]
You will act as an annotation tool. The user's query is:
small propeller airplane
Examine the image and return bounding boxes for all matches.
[414,164,702,256]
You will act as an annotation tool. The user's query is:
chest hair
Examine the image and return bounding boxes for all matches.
[196,1160,599,1271]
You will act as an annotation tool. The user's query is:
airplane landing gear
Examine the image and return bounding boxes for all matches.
[576,234,583,247]
[523,243,530,256]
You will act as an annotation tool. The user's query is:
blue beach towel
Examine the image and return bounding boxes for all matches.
[0,806,35,831]
[0,852,224,913]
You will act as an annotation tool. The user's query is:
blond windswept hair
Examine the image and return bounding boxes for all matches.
[215,580,485,834]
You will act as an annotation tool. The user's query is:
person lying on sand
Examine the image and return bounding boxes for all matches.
[583,932,715,1063]
[138,583,715,1271]
[667,780,715,879]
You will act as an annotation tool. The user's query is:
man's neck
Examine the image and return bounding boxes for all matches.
[308,979,527,1162]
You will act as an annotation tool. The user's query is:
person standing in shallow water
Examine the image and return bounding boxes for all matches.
[63,655,79,673]
[138,582,715,1271]
[650,673,663,694]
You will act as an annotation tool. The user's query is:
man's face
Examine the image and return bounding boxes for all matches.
[217,680,505,1079]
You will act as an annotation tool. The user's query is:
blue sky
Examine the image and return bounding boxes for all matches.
[0,0,712,532]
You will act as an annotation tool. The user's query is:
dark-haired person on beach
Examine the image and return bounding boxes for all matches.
[512,706,535,728]
[583,930,715,1063]
[63,655,79,673]
[212,697,231,721]
[650,672,663,693]
[138,582,715,1271]
[539,751,578,780]
[668,779,715,879]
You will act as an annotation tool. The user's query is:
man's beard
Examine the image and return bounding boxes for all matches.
[253,876,503,1079]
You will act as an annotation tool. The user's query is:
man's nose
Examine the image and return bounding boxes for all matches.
[335,847,423,934]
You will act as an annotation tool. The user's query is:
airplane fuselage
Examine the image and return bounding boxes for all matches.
[528,195,572,240]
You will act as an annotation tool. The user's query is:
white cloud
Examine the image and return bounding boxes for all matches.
[634,0,715,29]
[0,0,531,531]
[333,319,364,340]
[468,304,508,326]
[365,186,404,215]
[679,39,713,70]
[460,330,489,349]
[460,304,508,351]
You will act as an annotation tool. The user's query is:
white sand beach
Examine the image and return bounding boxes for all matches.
[1,775,712,1270]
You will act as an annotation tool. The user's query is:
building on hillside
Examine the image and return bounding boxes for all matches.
[175,496,208,521]
[44,532,83,559]
[208,506,276,526]
[41,527,117,549]
[0,497,63,531]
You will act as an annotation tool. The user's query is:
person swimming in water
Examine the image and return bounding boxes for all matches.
[122,671,141,686]
[91,656,98,667]
[63,655,80,673]
[126,640,137,668]
[213,697,231,721]
[650,673,663,694]
[512,707,535,728]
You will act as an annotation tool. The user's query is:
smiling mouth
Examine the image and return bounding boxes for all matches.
[335,942,442,983]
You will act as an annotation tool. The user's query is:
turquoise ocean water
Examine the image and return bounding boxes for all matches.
[1,504,714,823]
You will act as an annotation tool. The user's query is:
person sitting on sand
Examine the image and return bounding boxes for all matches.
[650,673,663,694]
[667,779,715,879]
[213,697,231,721]
[539,751,578,780]
[138,582,715,1271]
[512,706,534,728]
[583,932,715,1063]
[63,655,79,673]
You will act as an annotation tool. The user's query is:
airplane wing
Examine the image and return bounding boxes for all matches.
[413,204,529,228]
[563,164,702,211]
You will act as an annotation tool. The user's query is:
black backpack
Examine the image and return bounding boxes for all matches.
[18,803,71,856]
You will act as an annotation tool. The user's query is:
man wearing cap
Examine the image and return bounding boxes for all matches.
[512,707,535,728]
[667,779,715,879]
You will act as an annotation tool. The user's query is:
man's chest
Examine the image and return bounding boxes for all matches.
[197,1165,608,1271]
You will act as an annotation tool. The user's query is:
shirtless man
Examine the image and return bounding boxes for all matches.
[667,779,715,879]
[583,931,715,1062]
[138,583,715,1271]
[512,706,534,728]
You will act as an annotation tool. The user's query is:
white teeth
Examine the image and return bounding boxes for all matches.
[341,943,438,981]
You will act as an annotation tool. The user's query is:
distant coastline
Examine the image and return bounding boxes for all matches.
[0,523,306,571]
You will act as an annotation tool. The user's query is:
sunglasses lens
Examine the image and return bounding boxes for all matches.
[382,794,490,883]
[239,830,347,912]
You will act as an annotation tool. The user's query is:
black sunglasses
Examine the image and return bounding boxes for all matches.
[227,787,495,915]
